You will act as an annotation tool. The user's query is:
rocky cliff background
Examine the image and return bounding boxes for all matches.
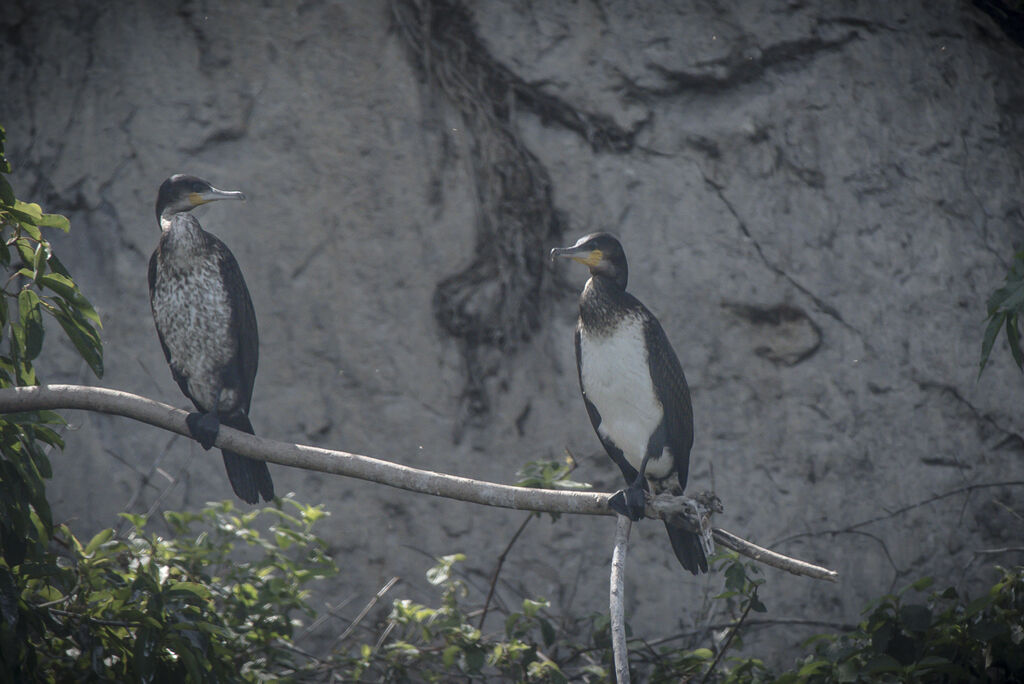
[2,0,1023,664]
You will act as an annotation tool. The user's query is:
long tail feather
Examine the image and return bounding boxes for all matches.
[219,413,274,504]
[664,520,709,575]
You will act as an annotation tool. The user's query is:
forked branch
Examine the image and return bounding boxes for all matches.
[0,385,838,582]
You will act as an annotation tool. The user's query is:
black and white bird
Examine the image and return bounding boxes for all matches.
[551,232,708,574]
[148,174,274,504]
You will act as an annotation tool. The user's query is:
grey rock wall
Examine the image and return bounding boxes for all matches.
[2,0,1023,664]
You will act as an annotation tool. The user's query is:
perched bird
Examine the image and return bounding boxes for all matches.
[551,232,708,574]
[148,174,274,504]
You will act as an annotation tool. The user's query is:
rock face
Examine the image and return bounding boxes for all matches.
[2,0,1023,663]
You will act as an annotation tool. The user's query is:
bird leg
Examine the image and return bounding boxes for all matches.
[608,487,647,521]
[186,412,220,450]
[609,455,653,521]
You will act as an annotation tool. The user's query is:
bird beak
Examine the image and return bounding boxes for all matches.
[189,187,246,207]
[550,244,603,267]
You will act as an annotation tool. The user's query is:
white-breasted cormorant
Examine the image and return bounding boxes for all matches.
[149,174,274,504]
[552,232,708,574]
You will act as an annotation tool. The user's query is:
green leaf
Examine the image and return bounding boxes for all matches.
[972,619,1009,641]
[997,281,1024,314]
[32,241,45,275]
[37,212,70,232]
[965,594,995,617]
[540,617,556,647]
[464,646,485,672]
[84,528,115,556]
[11,215,42,241]
[177,647,204,682]
[13,200,42,223]
[522,597,548,618]
[38,272,102,327]
[910,576,934,592]
[442,644,460,667]
[864,653,902,674]
[797,660,830,676]
[979,313,1004,374]
[725,562,746,593]
[168,582,212,599]
[1006,314,1022,370]
[48,301,103,377]
[900,604,931,632]
[14,237,36,268]
[0,176,14,206]
[835,660,861,683]
[18,289,44,360]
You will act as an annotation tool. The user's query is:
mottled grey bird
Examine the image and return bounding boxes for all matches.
[149,174,274,504]
[552,232,707,574]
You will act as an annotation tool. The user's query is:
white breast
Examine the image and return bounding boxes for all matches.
[579,314,672,478]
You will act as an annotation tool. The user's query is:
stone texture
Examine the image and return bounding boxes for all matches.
[2,0,1023,664]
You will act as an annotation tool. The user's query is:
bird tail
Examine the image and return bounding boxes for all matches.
[220,413,275,504]
[664,520,709,575]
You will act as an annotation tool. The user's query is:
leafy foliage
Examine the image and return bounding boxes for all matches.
[980,250,1024,374]
[0,124,104,563]
[3,497,336,682]
[332,553,571,682]
[298,551,774,683]
[514,456,591,523]
[760,568,1024,684]
[0,122,111,681]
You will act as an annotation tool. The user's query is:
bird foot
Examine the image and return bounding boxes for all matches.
[609,487,647,521]
[186,412,220,450]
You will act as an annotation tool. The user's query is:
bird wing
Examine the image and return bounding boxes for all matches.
[575,326,640,485]
[208,233,259,414]
[643,313,694,491]
[148,248,198,407]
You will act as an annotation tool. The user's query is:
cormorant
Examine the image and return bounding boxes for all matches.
[551,233,708,574]
[149,174,274,504]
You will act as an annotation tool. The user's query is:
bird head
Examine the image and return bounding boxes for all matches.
[155,174,246,224]
[550,232,628,289]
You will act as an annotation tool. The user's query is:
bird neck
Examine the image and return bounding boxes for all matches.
[580,275,631,334]
[159,213,208,256]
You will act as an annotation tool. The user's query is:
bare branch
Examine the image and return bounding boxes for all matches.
[700,587,756,684]
[713,529,837,582]
[609,515,631,684]
[0,384,839,582]
[479,513,533,629]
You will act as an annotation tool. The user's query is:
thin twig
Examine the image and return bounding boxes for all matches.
[44,606,133,628]
[700,588,757,684]
[973,547,1024,555]
[773,480,1024,546]
[374,620,397,652]
[297,593,358,641]
[330,576,400,651]
[33,578,80,608]
[479,512,533,629]
[643,617,856,648]
[713,529,837,582]
[609,515,631,684]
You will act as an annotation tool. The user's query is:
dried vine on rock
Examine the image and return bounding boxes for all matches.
[392,0,564,433]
